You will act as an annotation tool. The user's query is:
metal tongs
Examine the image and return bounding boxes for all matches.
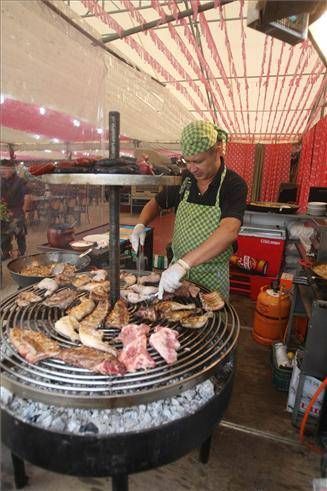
[136,243,145,284]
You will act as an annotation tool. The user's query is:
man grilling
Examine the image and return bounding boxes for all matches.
[130,121,247,299]
[0,159,28,260]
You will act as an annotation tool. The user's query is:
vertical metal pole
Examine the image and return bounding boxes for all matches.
[108,111,121,304]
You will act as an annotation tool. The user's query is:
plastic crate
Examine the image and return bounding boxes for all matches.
[271,347,293,392]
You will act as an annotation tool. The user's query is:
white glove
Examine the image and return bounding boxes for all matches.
[158,260,190,299]
[130,223,146,253]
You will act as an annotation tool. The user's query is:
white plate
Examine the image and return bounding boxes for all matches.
[83,234,109,243]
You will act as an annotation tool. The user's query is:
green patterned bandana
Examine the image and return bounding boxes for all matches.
[180,121,228,157]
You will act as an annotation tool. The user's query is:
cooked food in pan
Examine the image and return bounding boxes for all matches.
[312,263,327,279]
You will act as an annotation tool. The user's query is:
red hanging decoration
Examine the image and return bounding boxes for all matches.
[81,0,204,118]
[297,117,327,212]
[260,144,292,201]
[225,143,256,201]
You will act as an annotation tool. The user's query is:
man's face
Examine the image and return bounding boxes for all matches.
[0,166,15,179]
[183,145,220,181]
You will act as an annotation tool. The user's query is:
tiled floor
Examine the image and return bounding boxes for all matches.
[0,201,321,490]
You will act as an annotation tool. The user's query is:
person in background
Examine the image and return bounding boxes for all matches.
[0,159,28,260]
[130,121,247,299]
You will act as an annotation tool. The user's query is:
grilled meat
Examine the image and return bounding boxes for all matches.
[89,285,109,302]
[78,280,110,293]
[138,272,161,284]
[53,264,76,286]
[89,269,108,282]
[135,305,158,322]
[79,326,117,355]
[120,271,136,286]
[67,297,96,321]
[149,326,180,364]
[155,301,196,313]
[200,291,225,311]
[128,284,159,296]
[9,327,61,363]
[175,280,200,298]
[117,323,150,345]
[54,316,80,341]
[164,310,193,322]
[79,300,109,329]
[180,312,213,329]
[15,291,42,307]
[105,299,129,328]
[72,273,92,288]
[118,324,155,372]
[57,346,126,375]
[43,288,78,309]
[36,278,59,297]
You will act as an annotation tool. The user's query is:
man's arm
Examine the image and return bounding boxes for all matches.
[182,217,241,268]
[138,198,161,226]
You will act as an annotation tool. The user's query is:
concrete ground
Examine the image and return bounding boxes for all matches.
[0,201,321,490]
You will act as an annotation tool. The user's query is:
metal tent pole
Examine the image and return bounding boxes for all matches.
[108,111,121,305]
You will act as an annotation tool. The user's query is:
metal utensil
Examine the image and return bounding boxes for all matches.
[78,247,93,259]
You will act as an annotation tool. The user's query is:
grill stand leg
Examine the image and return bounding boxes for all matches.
[112,474,128,491]
[11,453,28,489]
[199,435,212,464]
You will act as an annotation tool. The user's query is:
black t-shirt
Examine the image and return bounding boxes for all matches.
[155,160,247,223]
[1,173,27,218]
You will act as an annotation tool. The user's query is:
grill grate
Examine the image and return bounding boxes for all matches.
[0,285,239,408]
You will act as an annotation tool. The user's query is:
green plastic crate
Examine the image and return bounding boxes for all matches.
[270,347,293,392]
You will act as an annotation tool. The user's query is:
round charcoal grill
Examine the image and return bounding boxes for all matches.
[0,284,239,408]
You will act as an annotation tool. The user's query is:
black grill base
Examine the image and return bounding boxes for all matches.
[2,370,234,490]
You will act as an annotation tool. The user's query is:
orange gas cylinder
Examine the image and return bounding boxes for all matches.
[252,286,291,346]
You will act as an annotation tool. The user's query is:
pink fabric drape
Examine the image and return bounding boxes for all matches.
[260,144,292,201]
[297,116,327,212]
[225,143,255,201]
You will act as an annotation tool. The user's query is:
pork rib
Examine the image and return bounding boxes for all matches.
[149,326,180,364]
[57,346,126,375]
[118,323,155,372]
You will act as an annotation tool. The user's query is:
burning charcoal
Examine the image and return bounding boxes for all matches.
[79,422,99,434]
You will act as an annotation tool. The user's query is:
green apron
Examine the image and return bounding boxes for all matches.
[172,167,232,299]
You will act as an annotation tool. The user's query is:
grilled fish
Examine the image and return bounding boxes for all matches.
[67,297,95,321]
[54,315,80,341]
[15,291,42,307]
